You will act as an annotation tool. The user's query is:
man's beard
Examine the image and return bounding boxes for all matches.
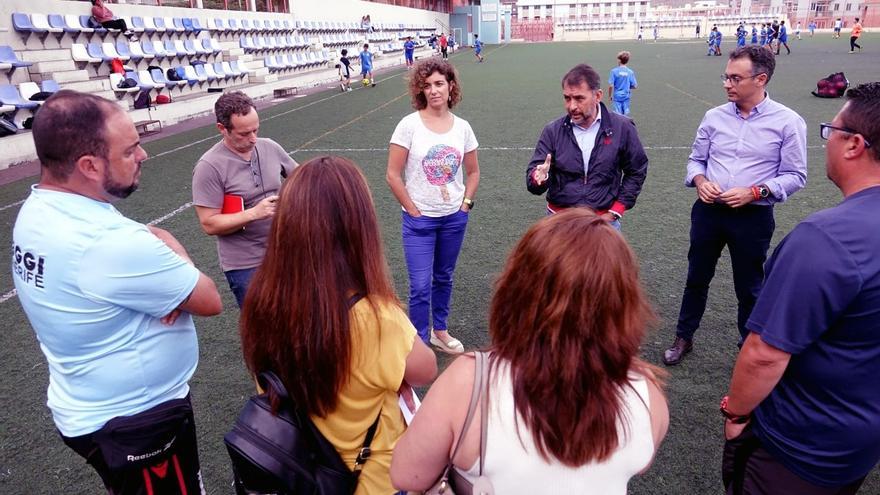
[103,167,139,199]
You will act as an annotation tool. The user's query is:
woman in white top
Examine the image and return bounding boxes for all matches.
[386,59,480,355]
[391,208,669,494]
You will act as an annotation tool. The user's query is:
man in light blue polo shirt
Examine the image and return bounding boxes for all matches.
[608,50,638,115]
[12,90,222,494]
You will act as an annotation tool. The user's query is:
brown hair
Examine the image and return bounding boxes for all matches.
[729,45,775,83]
[214,90,255,130]
[843,82,880,161]
[488,208,662,466]
[617,51,630,65]
[562,64,601,91]
[408,58,462,110]
[32,90,119,181]
[239,156,399,417]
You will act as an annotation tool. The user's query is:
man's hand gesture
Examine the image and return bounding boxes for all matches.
[533,154,552,186]
[248,195,279,221]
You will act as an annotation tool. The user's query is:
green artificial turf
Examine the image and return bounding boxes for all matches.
[1,36,878,493]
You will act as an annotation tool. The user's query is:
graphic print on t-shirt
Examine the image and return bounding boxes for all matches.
[421,144,461,202]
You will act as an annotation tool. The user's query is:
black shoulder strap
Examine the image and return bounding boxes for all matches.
[349,291,377,479]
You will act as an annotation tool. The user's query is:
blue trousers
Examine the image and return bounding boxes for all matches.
[401,210,469,343]
[676,201,774,343]
[224,267,257,308]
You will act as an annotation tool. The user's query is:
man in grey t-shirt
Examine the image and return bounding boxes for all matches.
[192,91,297,307]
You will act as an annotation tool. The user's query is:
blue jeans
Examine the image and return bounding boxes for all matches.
[224,267,257,308]
[612,98,631,115]
[401,210,469,343]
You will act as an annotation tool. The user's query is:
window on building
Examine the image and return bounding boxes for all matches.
[833,3,839,10]
[845,3,851,9]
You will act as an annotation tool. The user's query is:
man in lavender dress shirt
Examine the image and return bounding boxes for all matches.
[663,46,807,366]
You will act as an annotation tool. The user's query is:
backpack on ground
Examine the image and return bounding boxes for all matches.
[133,91,151,109]
[155,94,171,104]
[812,72,848,98]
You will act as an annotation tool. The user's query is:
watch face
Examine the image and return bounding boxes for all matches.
[759,186,770,198]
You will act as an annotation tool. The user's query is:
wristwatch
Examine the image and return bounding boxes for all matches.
[462,197,475,210]
[608,210,622,221]
[757,184,771,199]
[720,395,751,424]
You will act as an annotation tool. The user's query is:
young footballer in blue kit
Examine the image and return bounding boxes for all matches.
[607,51,638,115]
[473,34,483,62]
[404,36,415,67]
[359,43,375,87]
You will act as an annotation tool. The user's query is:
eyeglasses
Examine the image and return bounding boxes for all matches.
[720,73,765,85]
[819,123,873,148]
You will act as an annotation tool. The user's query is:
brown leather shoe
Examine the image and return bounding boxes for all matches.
[663,337,693,366]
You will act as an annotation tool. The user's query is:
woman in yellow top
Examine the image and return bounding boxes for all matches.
[240,156,438,494]
[850,17,863,53]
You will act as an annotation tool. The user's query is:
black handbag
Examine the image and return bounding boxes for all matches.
[225,371,379,495]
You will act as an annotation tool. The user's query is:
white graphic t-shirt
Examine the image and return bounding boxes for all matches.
[390,112,479,217]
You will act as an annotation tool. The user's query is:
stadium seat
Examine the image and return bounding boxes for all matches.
[129,40,153,61]
[172,17,186,33]
[182,65,204,83]
[220,61,238,79]
[152,40,170,59]
[48,14,79,35]
[142,16,159,34]
[213,18,228,33]
[190,18,205,34]
[135,70,164,90]
[0,84,40,110]
[40,80,61,94]
[211,61,230,80]
[203,63,223,81]
[151,68,184,89]
[87,43,113,62]
[0,45,34,71]
[116,40,139,61]
[177,39,196,56]
[230,60,246,76]
[71,43,101,64]
[165,17,183,34]
[163,40,180,58]
[18,82,42,104]
[12,13,47,38]
[130,16,146,34]
[201,38,219,55]
[264,55,282,72]
[32,14,63,37]
[191,39,211,56]
[240,19,252,32]
[240,36,256,52]
[103,42,129,61]
[153,17,168,33]
[194,63,216,81]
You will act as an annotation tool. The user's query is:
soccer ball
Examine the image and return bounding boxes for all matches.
[362,78,370,87]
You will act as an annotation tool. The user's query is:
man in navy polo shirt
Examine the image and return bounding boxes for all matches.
[721,82,880,494]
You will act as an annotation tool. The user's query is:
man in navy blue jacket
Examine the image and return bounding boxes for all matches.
[526,64,648,228]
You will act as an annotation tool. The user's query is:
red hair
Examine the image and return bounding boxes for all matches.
[488,208,661,465]
[239,156,399,417]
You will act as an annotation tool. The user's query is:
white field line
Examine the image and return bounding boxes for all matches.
[0,289,17,304]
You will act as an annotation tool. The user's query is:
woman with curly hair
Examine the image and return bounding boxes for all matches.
[386,58,481,354]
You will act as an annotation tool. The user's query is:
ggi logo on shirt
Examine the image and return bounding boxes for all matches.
[12,244,46,289]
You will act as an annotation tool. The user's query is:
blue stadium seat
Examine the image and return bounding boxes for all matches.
[182,18,194,33]
[130,16,146,34]
[48,14,80,35]
[41,80,61,93]
[151,68,181,89]
[80,15,108,35]
[190,18,205,33]
[0,84,40,110]
[87,42,113,62]
[0,45,34,71]
[13,13,46,37]
[116,40,139,61]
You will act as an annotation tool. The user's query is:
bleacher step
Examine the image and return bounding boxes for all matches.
[41,69,90,84]
[30,60,78,74]
[250,74,277,84]
[19,49,72,63]
[62,79,110,93]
